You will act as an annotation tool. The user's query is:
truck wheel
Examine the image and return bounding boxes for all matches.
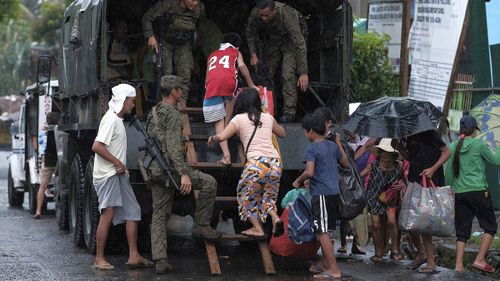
[69,154,85,247]
[28,175,39,214]
[8,166,24,207]
[56,192,69,230]
[83,156,99,253]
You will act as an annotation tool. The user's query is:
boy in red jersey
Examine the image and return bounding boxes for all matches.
[204,32,256,165]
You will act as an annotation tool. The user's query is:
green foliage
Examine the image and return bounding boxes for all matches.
[0,18,32,96]
[0,0,20,22]
[32,1,65,46]
[350,32,399,102]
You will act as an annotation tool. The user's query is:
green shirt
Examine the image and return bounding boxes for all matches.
[445,137,500,193]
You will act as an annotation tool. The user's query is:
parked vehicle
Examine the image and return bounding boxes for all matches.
[8,76,59,214]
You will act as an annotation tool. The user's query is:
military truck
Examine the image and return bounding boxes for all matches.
[51,0,352,253]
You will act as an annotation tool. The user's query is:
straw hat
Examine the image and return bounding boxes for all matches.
[370,138,398,155]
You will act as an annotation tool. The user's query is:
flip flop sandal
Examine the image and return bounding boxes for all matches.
[407,257,426,270]
[273,220,284,237]
[313,271,342,280]
[241,231,267,240]
[126,258,154,268]
[472,263,496,274]
[309,263,324,274]
[92,263,115,270]
[370,256,384,263]
[417,267,439,274]
[337,246,347,254]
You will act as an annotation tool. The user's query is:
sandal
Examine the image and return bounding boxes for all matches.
[273,220,284,237]
[370,255,384,263]
[337,246,347,254]
[126,257,154,268]
[313,271,342,279]
[92,262,115,270]
[417,266,439,274]
[472,263,496,274]
[407,256,426,270]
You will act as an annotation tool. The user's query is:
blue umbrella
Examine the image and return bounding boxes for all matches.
[470,94,500,150]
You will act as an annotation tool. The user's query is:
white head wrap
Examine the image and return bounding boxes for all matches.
[109,84,136,114]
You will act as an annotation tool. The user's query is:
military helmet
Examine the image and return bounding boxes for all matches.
[161,75,188,92]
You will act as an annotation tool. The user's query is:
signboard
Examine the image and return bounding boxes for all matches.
[408,0,469,109]
[368,1,404,73]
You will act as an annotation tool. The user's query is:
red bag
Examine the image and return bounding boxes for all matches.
[257,86,274,116]
[235,86,274,116]
[269,208,320,259]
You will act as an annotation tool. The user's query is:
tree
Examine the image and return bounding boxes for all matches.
[32,1,65,46]
[0,18,32,96]
[350,31,399,102]
[0,0,20,22]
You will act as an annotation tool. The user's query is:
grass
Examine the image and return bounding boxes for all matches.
[468,233,500,250]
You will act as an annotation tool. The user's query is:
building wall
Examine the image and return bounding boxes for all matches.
[348,0,369,18]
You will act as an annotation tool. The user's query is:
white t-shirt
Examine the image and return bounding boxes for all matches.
[230,112,280,159]
[93,110,127,182]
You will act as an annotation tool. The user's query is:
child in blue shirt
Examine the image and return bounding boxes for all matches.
[293,112,348,279]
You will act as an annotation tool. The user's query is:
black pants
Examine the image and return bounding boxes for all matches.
[455,191,497,243]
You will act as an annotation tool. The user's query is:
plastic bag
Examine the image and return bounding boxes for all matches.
[281,188,308,209]
[399,177,455,237]
[338,143,366,220]
[269,208,320,259]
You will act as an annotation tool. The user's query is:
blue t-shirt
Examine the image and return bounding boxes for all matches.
[303,140,341,195]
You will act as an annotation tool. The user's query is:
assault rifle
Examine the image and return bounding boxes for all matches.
[152,16,166,101]
[130,117,179,190]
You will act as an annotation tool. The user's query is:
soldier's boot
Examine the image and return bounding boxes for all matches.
[154,259,172,275]
[192,225,223,241]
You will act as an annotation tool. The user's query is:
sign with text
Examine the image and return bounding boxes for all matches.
[368,1,404,73]
[408,0,469,109]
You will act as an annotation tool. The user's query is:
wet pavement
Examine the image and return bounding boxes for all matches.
[0,151,497,280]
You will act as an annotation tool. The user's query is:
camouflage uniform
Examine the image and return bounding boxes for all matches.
[142,0,205,99]
[246,1,308,117]
[146,77,217,262]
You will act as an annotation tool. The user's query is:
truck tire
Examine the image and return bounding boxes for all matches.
[69,154,85,247]
[8,166,24,207]
[56,192,70,230]
[83,156,99,253]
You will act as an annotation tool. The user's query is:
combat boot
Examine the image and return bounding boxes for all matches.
[192,225,223,241]
[154,259,172,275]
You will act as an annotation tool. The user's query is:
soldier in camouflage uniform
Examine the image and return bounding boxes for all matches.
[146,75,222,274]
[246,0,309,123]
[142,0,204,100]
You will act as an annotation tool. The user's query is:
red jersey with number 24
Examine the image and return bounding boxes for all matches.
[205,45,239,99]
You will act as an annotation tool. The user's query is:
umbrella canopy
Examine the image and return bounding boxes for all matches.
[343,96,443,139]
[470,94,500,150]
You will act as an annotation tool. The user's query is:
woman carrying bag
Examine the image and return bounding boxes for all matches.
[392,129,450,273]
[445,115,500,273]
[209,88,286,238]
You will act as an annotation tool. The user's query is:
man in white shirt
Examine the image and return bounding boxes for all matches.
[91,84,152,270]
